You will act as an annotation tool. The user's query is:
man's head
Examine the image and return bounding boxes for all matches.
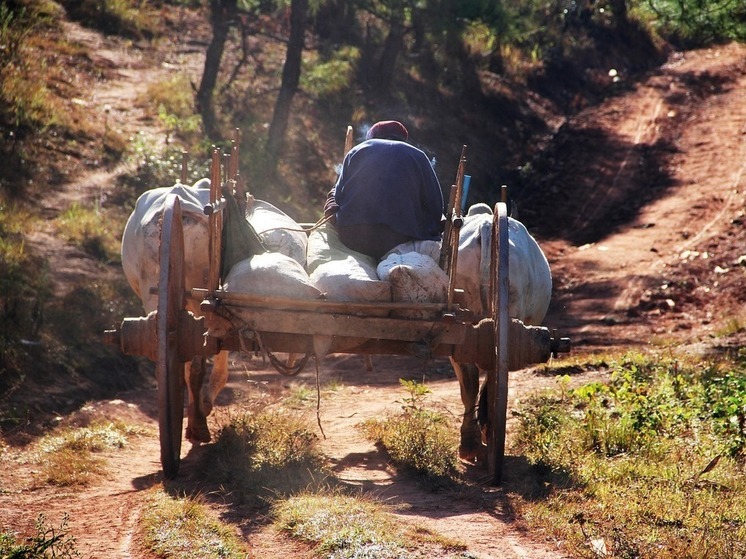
[366,120,408,142]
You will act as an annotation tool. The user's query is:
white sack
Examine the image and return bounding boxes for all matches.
[224,252,322,300]
[382,239,442,262]
[246,199,307,267]
[377,252,448,318]
[306,225,391,314]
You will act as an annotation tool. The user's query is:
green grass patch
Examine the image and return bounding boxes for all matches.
[359,379,458,481]
[140,488,247,559]
[510,350,746,558]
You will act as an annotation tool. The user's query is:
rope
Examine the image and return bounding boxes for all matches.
[235,319,311,376]
[314,355,326,439]
[258,213,335,236]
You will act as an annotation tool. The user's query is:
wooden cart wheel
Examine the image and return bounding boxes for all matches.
[156,195,186,480]
[487,201,510,485]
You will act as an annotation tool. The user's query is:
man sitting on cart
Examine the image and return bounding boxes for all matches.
[323,120,445,259]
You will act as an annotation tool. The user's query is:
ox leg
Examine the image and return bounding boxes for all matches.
[450,359,486,463]
[202,350,229,417]
[185,356,211,443]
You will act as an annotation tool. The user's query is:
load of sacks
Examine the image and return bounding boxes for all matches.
[225,200,496,319]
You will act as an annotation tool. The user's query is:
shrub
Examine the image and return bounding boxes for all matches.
[360,379,458,480]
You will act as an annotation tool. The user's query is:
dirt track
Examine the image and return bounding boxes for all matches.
[1,20,744,559]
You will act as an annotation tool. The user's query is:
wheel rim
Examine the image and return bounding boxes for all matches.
[487,202,510,485]
[156,195,186,480]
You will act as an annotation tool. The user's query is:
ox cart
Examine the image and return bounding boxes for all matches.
[104,133,570,484]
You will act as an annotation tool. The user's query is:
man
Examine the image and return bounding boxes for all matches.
[323,120,445,259]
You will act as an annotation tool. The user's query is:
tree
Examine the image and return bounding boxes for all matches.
[196,0,237,141]
[266,0,309,172]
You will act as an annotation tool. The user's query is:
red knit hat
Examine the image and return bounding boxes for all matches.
[366,120,409,141]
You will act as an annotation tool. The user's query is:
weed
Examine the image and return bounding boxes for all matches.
[273,492,409,559]
[61,0,159,40]
[56,201,121,262]
[121,131,211,195]
[273,490,470,558]
[0,199,49,394]
[0,513,81,558]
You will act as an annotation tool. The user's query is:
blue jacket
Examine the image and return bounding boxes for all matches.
[325,139,445,241]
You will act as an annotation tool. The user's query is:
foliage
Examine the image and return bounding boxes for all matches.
[121,132,211,195]
[301,46,360,101]
[0,513,81,559]
[141,489,247,559]
[511,350,746,558]
[360,379,458,480]
[636,0,746,47]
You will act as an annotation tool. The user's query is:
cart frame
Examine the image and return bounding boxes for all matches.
[106,141,570,483]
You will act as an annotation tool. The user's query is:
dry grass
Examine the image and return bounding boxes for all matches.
[33,419,145,486]
[197,404,329,504]
[56,202,123,262]
[140,488,247,559]
[272,491,470,559]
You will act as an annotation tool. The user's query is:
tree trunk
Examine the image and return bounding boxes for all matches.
[609,0,629,26]
[374,16,404,95]
[196,0,236,141]
[266,0,308,172]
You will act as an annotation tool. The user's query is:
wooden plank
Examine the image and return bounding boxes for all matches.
[222,330,459,359]
[221,307,468,344]
[193,288,466,316]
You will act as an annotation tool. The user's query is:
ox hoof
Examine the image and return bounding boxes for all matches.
[201,398,213,417]
[186,424,211,444]
[458,442,487,465]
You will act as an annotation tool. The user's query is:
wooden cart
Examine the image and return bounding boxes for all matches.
[105,140,570,484]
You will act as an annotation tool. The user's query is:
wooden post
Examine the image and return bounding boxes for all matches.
[208,147,222,291]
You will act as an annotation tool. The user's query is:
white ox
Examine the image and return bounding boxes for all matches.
[450,203,552,462]
[121,179,228,443]
[122,180,309,444]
